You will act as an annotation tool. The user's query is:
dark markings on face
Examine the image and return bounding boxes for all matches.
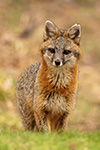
[41,34,81,67]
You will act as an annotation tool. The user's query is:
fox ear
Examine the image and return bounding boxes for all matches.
[64,24,81,45]
[44,20,60,41]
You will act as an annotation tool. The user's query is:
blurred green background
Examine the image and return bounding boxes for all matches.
[0,0,100,132]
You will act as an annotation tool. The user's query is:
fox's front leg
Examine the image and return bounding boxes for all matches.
[34,108,48,132]
[56,113,70,131]
[61,113,70,131]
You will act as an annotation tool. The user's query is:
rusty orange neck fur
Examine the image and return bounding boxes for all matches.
[38,55,79,97]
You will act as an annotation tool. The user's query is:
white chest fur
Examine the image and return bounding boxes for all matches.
[43,94,71,115]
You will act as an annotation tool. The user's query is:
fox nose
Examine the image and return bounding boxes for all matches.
[55,59,61,66]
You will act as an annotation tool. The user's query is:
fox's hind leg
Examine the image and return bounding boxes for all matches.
[18,98,36,130]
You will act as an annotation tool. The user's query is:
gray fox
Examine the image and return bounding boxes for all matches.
[16,20,82,132]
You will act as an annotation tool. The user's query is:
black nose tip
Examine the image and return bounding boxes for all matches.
[55,59,60,66]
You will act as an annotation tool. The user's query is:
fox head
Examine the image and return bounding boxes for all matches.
[40,20,82,69]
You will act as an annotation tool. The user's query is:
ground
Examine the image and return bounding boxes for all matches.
[0,131,100,150]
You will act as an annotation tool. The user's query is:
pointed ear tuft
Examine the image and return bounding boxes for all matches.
[43,20,60,41]
[64,24,81,45]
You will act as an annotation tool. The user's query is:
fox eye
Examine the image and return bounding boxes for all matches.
[48,48,55,53]
[63,50,71,55]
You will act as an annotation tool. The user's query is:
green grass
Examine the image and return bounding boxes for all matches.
[0,130,100,150]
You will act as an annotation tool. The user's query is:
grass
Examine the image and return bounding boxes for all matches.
[0,130,100,150]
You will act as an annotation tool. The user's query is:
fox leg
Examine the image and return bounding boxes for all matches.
[22,115,36,131]
[61,113,70,131]
[18,99,36,131]
[34,109,49,132]
[56,113,70,131]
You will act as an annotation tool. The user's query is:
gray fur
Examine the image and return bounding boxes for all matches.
[16,62,40,130]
